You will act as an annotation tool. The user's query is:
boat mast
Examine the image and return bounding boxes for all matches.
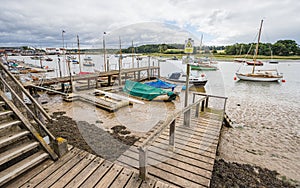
[77,35,82,73]
[252,19,264,74]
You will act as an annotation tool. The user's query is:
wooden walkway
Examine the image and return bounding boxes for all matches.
[4,93,226,188]
[116,109,224,187]
[4,146,174,188]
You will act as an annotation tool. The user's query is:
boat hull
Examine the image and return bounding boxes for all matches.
[236,73,282,82]
[166,78,207,86]
[190,64,217,71]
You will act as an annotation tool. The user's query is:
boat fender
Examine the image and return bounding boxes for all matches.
[234,76,237,80]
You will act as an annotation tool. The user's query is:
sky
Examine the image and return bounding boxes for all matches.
[1,0,299,49]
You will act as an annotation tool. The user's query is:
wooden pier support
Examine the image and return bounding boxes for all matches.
[138,147,148,180]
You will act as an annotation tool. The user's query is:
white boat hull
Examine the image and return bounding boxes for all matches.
[236,73,282,82]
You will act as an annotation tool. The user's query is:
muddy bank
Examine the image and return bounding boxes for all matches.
[211,159,297,188]
[46,111,139,161]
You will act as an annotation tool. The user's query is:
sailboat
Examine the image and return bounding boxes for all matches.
[235,20,283,82]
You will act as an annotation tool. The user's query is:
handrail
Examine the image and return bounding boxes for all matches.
[138,96,206,150]
[137,96,207,180]
[0,76,56,141]
[192,92,228,100]
[0,61,52,121]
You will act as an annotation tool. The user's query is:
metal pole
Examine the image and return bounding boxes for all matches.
[103,32,107,72]
[184,58,190,107]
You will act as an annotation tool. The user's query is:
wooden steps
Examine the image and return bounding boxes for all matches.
[0,99,52,186]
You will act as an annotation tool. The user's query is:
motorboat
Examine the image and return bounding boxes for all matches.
[166,72,207,87]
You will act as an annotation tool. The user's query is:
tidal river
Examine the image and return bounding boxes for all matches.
[12,55,300,181]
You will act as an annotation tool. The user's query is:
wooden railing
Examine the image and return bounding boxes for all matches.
[0,61,58,159]
[137,96,208,180]
[137,92,228,180]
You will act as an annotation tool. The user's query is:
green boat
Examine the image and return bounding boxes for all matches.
[123,80,177,101]
[190,64,218,71]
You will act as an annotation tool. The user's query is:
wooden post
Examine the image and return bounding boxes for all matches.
[108,76,111,86]
[158,61,160,78]
[139,147,148,180]
[201,100,205,112]
[192,93,196,103]
[147,56,150,80]
[184,109,191,127]
[195,102,200,118]
[169,120,175,151]
[205,96,209,108]
[138,71,141,81]
[87,79,90,89]
[95,78,99,88]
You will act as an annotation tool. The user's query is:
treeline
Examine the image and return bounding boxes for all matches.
[224,40,299,56]
[122,44,182,53]
[120,40,299,56]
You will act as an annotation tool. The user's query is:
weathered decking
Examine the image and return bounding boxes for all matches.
[4,146,173,188]
[116,109,224,187]
[4,93,226,188]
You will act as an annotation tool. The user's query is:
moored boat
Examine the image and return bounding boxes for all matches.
[166,72,208,87]
[123,80,177,101]
[190,63,218,71]
[235,20,283,82]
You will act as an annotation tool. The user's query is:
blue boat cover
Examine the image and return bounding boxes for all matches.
[145,79,177,90]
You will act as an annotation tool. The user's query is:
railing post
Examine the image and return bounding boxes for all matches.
[169,120,175,151]
[139,147,148,180]
[192,93,195,103]
[195,102,200,118]
[205,96,209,108]
[201,100,205,112]
[184,109,191,127]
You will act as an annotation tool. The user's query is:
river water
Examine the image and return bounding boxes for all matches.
[8,55,300,181]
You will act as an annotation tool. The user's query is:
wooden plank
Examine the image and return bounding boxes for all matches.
[157,133,217,155]
[118,148,210,186]
[154,180,170,188]
[139,177,157,188]
[124,172,143,188]
[0,151,49,187]
[154,138,216,159]
[20,147,81,188]
[147,165,207,188]
[93,164,123,188]
[5,159,54,188]
[176,125,220,140]
[109,167,133,187]
[33,150,88,187]
[150,144,215,167]
[64,157,105,188]
[148,146,214,172]
[79,160,113,187]
[122,148,212,179]
[50,153,96,188]
[162,128,219,146]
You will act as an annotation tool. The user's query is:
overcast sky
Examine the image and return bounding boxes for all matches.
[1,0,299,48]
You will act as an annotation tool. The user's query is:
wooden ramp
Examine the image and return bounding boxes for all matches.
[116,109,224,187]
[4,146,174,188]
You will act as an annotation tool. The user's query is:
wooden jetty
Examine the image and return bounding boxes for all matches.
[116,93,227,187]
[23,66,160,90]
